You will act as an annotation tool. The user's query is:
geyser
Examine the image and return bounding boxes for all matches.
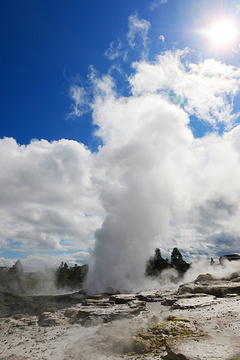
[85,89,193,294]
[84,51,240,294]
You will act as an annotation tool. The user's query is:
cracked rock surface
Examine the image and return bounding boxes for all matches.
[1,272,240,359]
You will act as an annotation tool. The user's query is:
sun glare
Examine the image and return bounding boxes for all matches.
[206,19,237,48]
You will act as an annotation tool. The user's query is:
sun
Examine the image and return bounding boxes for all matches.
[206,19,237,48]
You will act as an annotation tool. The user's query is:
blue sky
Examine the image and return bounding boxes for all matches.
[2,0,239,147]
[1,0,240,277]
[0,0,155,147]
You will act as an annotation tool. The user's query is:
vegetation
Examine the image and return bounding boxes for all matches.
[0,260,88,295]
[55,262,88,290]
[117,317,204,355]
[145,247,190,277]
[0,247,189,295]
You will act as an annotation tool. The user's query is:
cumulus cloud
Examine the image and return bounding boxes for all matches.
[0,138,103,269]
[168,128,240,258]
[22,251,90,272]
[3,44,240,293]
[0,251,90,273]
[130,50,240,127]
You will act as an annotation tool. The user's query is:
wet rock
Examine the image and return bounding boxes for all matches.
[171,295,218,310]
[0,290,82,318]
[128,299,146,310]
[109,294,137,304]
[65,302,142,326]
[137,289,177,303]
[38,311,66,326]
[111,306,140,320]
[81,299,114,307]
[179,274,240,296]
[223,271,240,281]
[81,315,106,327]
[196,273,213,283]
[166,334,240,360]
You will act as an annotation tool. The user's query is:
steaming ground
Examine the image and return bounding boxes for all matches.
[85,258,240,295]
[1,262,240,360]
[1,290,240,360]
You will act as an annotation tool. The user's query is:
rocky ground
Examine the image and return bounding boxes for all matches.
[1,272,240,360]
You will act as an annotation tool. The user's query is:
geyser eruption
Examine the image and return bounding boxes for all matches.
[85,89,193,294]
[83,52,240,294]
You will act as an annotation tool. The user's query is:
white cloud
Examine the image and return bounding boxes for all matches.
[158,35,165,42]
[0,251,90,272]
[151,0,168,10]
[4,43,240,292]
[168,127,240,256]
[87,90,194,292]
[104,15,151,64]
[232,44,240,54]
[129,50,240,127]
[127,14,151,50]
[0,138,104,268]
[67,85,88,118]
[105,39,122,61]
[83,51,240,293]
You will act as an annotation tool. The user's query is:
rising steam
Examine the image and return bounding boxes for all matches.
[85,90,193,293]
[83,51,240,294]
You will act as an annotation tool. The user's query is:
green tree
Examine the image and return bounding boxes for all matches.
[146,248,168,276]
[171,248,183,265]
[146,247,190,278]
[171,247,190,274]
[55,263,88,290]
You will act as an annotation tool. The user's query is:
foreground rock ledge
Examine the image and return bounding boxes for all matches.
[179,272,240,296]
[1,272,240,359]
[166,335,240,360]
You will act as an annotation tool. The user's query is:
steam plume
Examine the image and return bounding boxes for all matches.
[84,52,240,294]
[86,91,193,293]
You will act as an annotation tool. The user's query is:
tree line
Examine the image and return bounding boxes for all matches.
[145,247,190,276]
[55,262,88,289]
[0,247,189,294]
[0,261,88,294]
